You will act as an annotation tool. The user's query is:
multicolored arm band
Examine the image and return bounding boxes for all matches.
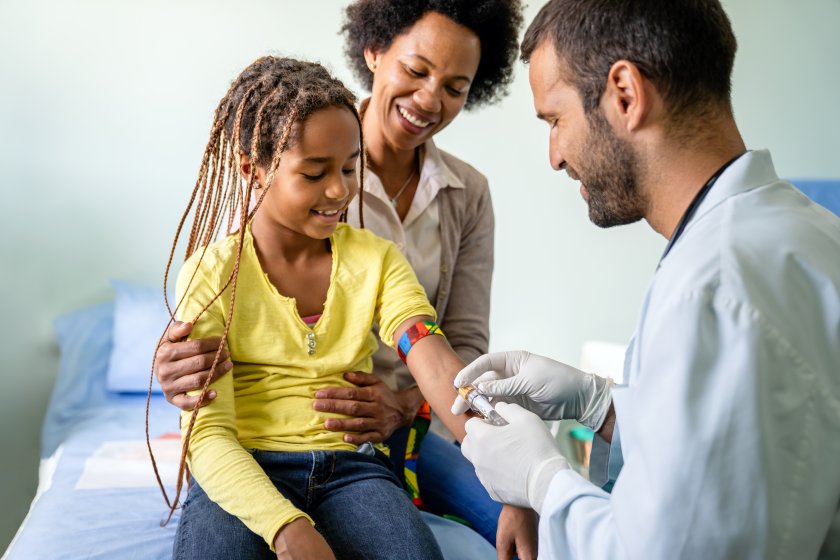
[397,320,446,363]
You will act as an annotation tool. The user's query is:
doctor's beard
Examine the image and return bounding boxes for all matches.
[578,109,648,228]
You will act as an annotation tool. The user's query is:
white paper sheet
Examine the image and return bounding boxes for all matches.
[75,439,181,490]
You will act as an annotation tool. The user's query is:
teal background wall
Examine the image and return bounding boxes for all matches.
[1,0,838,550]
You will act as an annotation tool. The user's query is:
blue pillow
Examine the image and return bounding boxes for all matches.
[43,302,115,456]
[106,280,173,393]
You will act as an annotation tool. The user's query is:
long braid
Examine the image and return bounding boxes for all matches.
[183,84,238,263]
[149,78,264,515]
[149,98,239,491]
[148,106,233,512]
[147,56,364,525]
[170,107,303,507]
[351,98,366,228]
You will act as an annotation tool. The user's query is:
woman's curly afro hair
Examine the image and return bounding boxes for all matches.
[341,0,524,110]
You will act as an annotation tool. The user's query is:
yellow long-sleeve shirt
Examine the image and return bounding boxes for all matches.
[175,223,435,549]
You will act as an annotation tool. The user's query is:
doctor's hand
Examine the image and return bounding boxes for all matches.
[154,321,233,410]
[462,402,569,513]
[451,351,613,431]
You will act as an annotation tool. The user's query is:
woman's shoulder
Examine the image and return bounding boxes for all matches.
[432,144,490,194]
[427,143,494,225]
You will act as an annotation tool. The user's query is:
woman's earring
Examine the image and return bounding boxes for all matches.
[368,63,376,72]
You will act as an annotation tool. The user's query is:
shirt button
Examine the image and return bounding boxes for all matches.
[440,264,449,274]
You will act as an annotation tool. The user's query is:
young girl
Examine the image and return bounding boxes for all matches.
[162,57,469,560]
[154,3,535,554]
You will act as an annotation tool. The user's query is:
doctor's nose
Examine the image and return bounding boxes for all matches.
[549,135,564,171]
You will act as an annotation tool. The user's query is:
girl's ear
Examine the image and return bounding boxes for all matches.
[238,151,253,180]
[238,152,266,188]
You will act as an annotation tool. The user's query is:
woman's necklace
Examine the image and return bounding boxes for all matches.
[388,169,415,208]
[387,150,419,208]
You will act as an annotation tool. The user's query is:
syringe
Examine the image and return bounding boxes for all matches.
[457,385,508,426]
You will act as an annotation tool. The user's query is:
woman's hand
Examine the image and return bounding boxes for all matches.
[273,518,336,560]
[496,504,538,560]
[313,372,422,444]
[154,321,233,410]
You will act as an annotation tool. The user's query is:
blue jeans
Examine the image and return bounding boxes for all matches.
[417,433,502,545]
[174,449,443,560]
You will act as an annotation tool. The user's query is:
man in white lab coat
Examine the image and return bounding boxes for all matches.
[452,0,840,558]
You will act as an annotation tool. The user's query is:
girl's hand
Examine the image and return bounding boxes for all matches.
[313,372,422,444]
[273,518,336,560]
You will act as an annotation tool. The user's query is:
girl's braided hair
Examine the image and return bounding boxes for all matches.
[147,56,365,524]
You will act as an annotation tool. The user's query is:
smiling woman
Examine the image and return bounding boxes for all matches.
[338,0,534,554]
[360,12,480,163]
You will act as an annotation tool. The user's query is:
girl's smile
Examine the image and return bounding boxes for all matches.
[249,105,361,245]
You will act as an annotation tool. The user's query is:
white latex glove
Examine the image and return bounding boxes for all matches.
[461,402,569,513]
[451,351,613,431]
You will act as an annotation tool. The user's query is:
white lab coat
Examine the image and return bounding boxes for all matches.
[539,150,840,559]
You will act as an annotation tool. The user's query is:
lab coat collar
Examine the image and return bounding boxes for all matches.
[686,149,779,229]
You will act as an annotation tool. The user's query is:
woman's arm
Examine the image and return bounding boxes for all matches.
[155,321,230,409]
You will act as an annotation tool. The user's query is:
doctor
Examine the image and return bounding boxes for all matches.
[453,0,840,558]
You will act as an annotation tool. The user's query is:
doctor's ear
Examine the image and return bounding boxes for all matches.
[601,60,656,133]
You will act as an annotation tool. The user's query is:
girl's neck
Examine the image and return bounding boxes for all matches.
[250,214,330,263]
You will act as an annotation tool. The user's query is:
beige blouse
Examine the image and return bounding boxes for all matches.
[347,138,494,392]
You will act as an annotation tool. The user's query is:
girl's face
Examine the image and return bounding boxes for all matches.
[364,11,481,152]
[253,106,360,240]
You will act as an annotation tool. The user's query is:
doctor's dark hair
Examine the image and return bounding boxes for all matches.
[520,0,738,119]
[147,56,364,523]
[342,0,524,109]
